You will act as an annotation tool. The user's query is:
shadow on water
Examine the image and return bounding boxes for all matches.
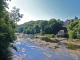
[59,42,80,50]
[66,43,80,50]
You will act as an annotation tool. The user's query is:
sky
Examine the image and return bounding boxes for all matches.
[7,0,80,24]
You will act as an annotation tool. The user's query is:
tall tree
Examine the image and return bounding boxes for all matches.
[9,6,23,23]
[0,0,23,60]
[67,19,80,39]
[77,20,80,39]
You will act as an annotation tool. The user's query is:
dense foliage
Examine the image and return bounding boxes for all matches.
[67,19,80,39]
[17,17,80,39]
[17,19,63,35]
[0,0,23,60]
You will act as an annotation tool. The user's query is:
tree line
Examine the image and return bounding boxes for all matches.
[17,18,80,39]
[17,18,63,35]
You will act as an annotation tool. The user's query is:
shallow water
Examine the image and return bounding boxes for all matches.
[13,38,80,60]
[66,43,80,50]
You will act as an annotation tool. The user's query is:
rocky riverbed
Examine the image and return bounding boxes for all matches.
[13,34,80,60]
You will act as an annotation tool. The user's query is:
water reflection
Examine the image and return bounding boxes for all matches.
[66,43,80,50]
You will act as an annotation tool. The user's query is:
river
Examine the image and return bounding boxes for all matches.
[12,36,80,60]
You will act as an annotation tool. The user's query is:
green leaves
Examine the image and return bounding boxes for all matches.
[0,0,23,59]
[10,44,18,52]
[67,19,80,39]
[9,6,23,23]
[18,18,62,35]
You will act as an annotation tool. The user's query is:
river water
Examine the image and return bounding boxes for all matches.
[12,37,80,60]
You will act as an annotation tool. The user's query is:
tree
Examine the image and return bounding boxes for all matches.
[9,6,23,23]
[0,0,23,60]
[77,20,80,39]
[39,20,48,34]
[33,24,40,33]
[67,19,80,39]
[68,30,75,38]
[17,18,63,35]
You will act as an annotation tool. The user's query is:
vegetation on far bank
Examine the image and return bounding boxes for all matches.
[16,17,80,40]
[16,19,63,34]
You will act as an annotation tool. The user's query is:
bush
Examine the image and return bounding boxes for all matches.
[66,43,80,50]
[40,37,59,43]
[56,34,62,37]
[64,33,69,38]
[68,30,75,39]
[51,34,54,37]
[44,34,54,38]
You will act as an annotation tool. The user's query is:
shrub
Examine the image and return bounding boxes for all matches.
[40,37,59,43]
[56,34,62,37]
[51,34,54,38]
[64,33,69,38]
[68,30,75,39]
[44,34,54,38]
[66,43,80,50]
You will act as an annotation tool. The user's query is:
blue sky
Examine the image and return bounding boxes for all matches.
[7,0,80,24]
